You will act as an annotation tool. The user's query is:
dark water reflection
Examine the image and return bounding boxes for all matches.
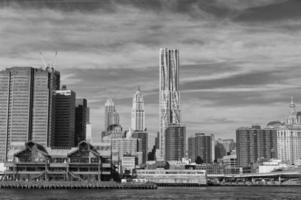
[0,187,300,200]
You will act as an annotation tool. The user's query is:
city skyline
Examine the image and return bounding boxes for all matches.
[1,0,301,139]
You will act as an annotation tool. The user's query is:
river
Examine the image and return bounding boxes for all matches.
[0,186,300,200]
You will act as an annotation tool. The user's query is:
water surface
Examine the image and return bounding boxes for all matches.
[0,186,300,200]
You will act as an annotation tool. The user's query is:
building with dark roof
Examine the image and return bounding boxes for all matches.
[4,141,114,181]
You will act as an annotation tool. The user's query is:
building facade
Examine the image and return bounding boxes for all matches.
[0,67,60,162]
[4,141,114,181]
[236,125,277,167]
[104,99,119,131]
[158,48,181,161]
[165,125,186,161]
[188,133,215,164]
[111,137,143,165]
[132,131,148,164]
[53,86,76,149]
[277,97,301,165]
[75,98,88,146]
[131,87,145,131]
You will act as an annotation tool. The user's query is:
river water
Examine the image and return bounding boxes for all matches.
[0,187,300,200]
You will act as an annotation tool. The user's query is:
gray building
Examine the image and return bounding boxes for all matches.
[131,87,145,131]
[53,86,76,149]
[165,125,186,161]
[104,99,119,131]
[188,133,215,164]
[158,48,181,161]
[236,125,277,168]
[132,131,148,164]
[0,67,60,161]
[75,98,88,146]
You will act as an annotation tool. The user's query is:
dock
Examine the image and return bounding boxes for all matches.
[0,181,157,190]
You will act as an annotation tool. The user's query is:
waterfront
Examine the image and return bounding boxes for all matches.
[0,187,300,200]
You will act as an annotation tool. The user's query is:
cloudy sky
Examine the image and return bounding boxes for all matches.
[1,0,301,141]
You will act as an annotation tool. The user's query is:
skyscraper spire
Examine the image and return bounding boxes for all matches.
[287,96,297,125]
[104,98,120,131]
[131,87,145,131]
[290,96,296,110]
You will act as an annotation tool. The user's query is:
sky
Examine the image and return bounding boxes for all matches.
[1,0,301,141]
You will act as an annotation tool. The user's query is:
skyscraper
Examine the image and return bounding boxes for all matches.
[0,67,60,161]
[75,98,88,146]
[236,125,277,168]
[85,107,92,142]
[165,125,186,161]
[188,133,215,164]
[277,97,301,165]
[132,131,148,164]
[53,86,76,149]
[131,87,145,131]
[104,99,119,131]
[158,48,181,160]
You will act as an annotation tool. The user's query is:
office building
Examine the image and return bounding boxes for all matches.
[215,142,227,160]
[165,125,186,161]
[104,99,119,131]
[158,48,181,160]
[131,87,145,131]
[111,137,143,165]
[277,97,301,165]
[0,67,60,161]
[236,125,277,168]
[221,139,235,154]
[53,86,76,149]
[188,133,215,164]
[75,98,88,145]
[85,107,92,142]
[132,130,148,164]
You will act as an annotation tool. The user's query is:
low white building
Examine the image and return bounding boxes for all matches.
[121,155,136,175]
[258,159,288,173]
[136,169,207,185]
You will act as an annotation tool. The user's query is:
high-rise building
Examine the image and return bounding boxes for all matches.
[53,86,76,149]
[236,125,277,168]
[85,107,92,142]
[277,97,301,165]
[215,138,236,159]
[0,67,59,161]
[165,125,185,161]
[221,139,236,154]
[158,48,181,160]
[188,133,215,164]
[104,99,119,131]
[111,137,143,165]
[131,87,145,131]
[75,98,88,145]
[132,131,148,164]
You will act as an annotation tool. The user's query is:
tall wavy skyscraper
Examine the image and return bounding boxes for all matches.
[158,48,181,160]
[104,99,120,131]
[131,87,145,131]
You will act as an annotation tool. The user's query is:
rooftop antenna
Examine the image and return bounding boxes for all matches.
[53,51,58,67]
[39,51,58,69]
[39,51,48,68]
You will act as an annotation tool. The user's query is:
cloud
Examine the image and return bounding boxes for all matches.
[214,0,287,11]
[1,0,301,139]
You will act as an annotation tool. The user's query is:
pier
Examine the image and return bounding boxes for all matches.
[0,181,157,190]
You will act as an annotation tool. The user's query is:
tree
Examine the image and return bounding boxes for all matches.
[195,156,204,164]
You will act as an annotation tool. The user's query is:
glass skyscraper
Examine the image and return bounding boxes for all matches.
[0,67,60,161]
